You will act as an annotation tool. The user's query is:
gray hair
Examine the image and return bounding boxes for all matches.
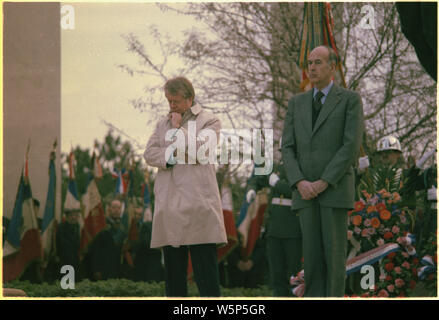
[311,45,338,66]
[324,46,338,66]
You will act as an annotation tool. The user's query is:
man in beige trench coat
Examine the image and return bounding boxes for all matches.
[144,77,227,297]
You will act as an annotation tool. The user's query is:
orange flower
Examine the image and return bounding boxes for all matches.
[392,192,401,202]
[384,192,391,198]
[376,203,387,213]
[378,189,391,198]
[371,217,380,228]
[380,209,391,221]
[347,210,354,216]
[384,231,394,240]
[368,206,378,214]
[352,215,362,226]
[354,201,365,212]
[361,190,371,200]
[387,252,396,260]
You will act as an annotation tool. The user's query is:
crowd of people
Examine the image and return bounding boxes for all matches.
[10,128,435,297]
[12,198,165,285]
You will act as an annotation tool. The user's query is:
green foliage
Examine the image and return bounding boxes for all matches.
[4,279,272,298]
[358,165,403,197]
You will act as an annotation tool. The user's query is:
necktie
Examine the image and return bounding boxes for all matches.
[312,91,324,129]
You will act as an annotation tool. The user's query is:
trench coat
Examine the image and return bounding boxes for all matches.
[144,104,227,248]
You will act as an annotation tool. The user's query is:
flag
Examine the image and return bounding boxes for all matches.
[3,151,43,282]
[141,169,153,222]
[41,141,58,263]
[237,190,268,259]
[79,152,106,253]
[217,184,238,262]
[93,151,103,179]
[236,167,268,259]
[121,164,135,229]
[346,243,400,276]
[111,168,130,196]
[64,152,81,214]
[298,2,346,92]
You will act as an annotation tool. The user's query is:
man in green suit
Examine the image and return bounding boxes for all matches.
[281,46,364,297]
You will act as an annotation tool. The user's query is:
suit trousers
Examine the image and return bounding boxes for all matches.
[163,243,220,297]
[267,236,302,297]
[297,201,348,297]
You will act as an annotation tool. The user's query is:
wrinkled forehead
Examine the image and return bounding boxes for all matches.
[308,47,330,61]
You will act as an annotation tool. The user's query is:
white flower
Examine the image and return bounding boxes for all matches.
[347,230,353,240]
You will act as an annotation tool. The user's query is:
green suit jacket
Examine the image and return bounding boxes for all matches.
[281,84,364,210]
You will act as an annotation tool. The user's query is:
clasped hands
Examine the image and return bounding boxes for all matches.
[296,179,328,200]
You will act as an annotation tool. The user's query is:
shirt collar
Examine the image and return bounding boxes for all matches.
[182,104,202,117]
[190,103,202,115]
[180,104,202,124]
[313,81,334,98]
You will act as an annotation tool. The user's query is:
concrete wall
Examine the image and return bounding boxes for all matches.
[3,3,61,221]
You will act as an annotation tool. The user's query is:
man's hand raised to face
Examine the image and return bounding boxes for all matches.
[168,112,182,128]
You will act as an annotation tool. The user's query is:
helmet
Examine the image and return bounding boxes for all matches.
[377,135,402,152]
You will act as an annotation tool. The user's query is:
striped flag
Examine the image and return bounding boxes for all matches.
[3,150,43,282]
[111,168,130,196]
[237,190,268,259]
[141,169,152,222]
[236,168,268,259]
[79,152,106,253]
[41,141,58,263]
[93,151,103,179]
[217,184,238,262]
[122,163,136,226]
[64,152,81,214]
[298,2,346,92]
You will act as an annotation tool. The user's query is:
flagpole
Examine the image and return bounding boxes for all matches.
[51,139,58,260]
[24,138,31,183]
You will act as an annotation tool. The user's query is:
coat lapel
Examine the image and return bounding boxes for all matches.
[312,85,341,136]
[299,89,314,137]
